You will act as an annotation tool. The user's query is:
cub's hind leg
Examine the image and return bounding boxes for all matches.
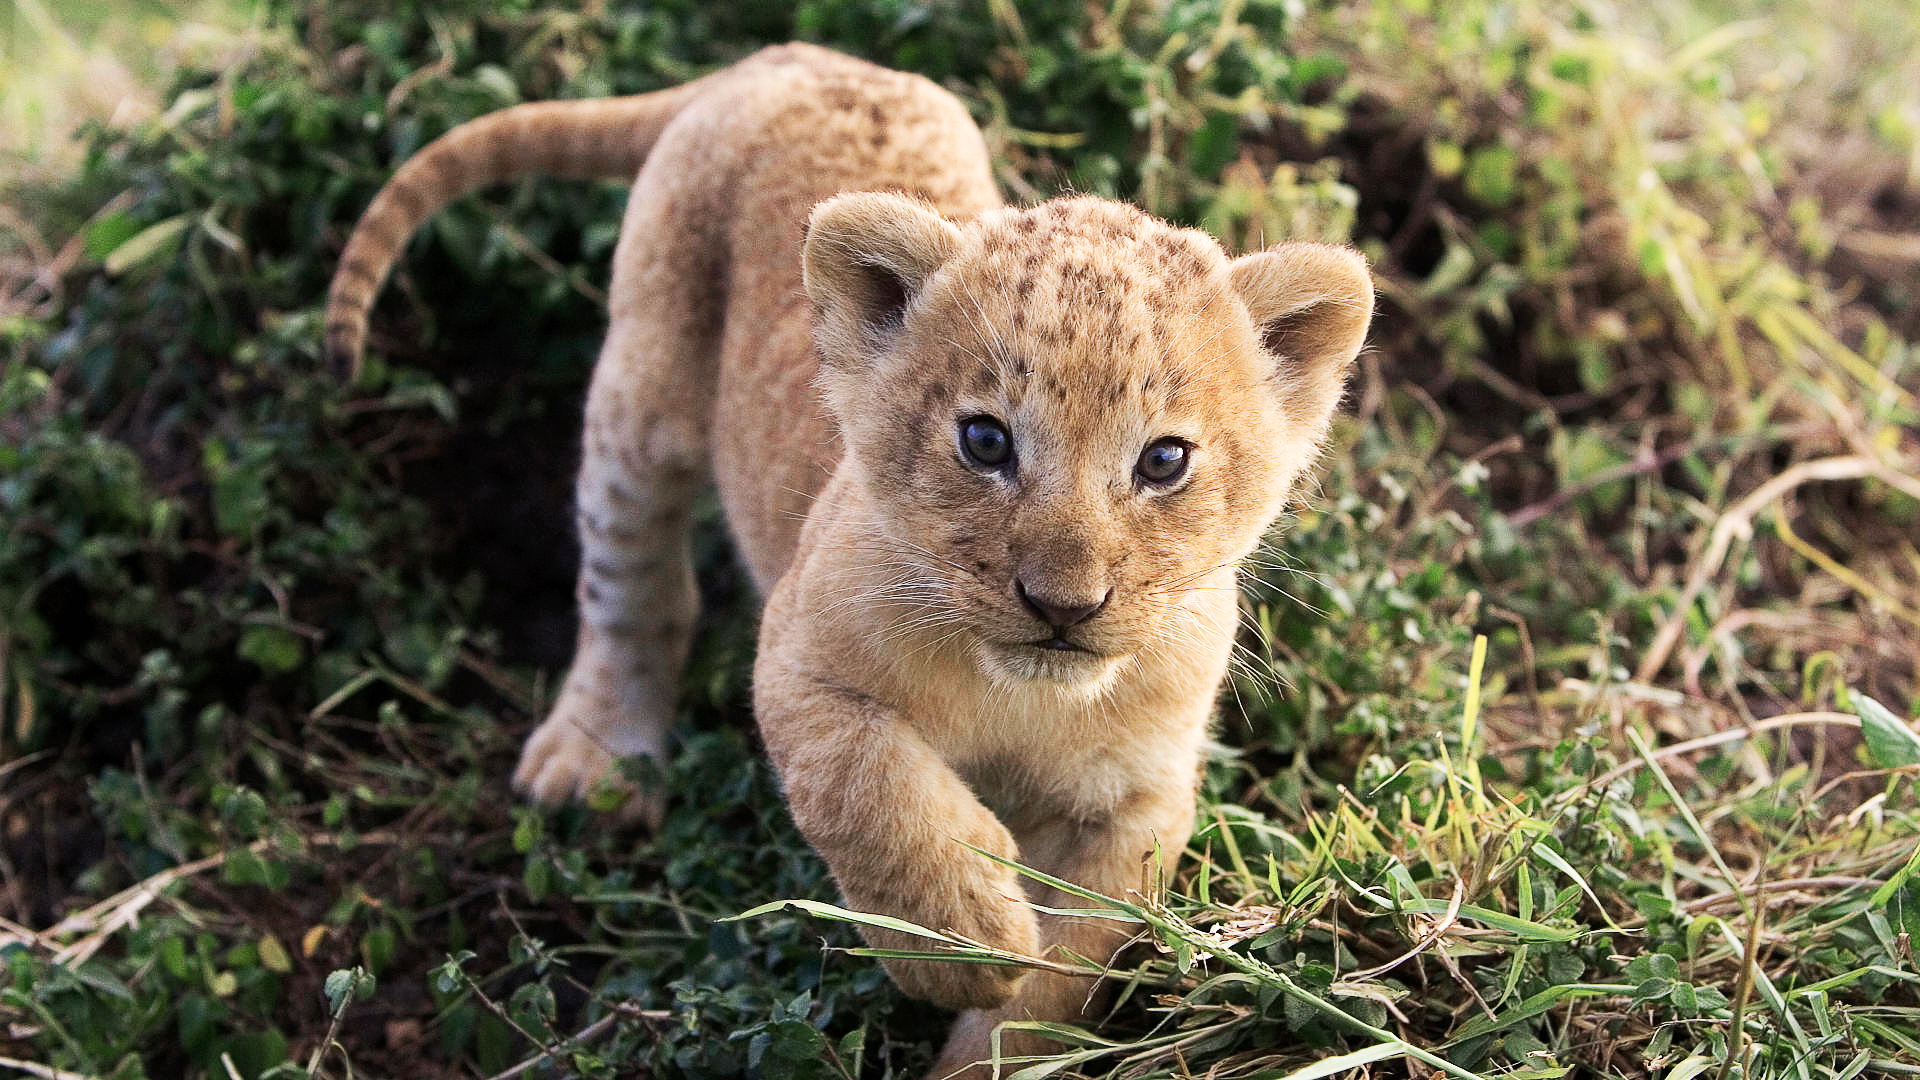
[513,190,718,824]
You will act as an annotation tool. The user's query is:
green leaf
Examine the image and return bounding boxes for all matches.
[161,935,192,980]
[178,993,218,1052]
[1529,842,1609,918]
[238,626,305,675]
[104,215,192,275]
[1855,694,1920,769]
[1870,844,1920,906]
[724,898,964,944]
[72,962,136,1001]
[223,847,271,886]
[360,927,395,975]
[201,1029,287,1080]
[523,856,551,901]
[323,968,357,1011]
[257,934,292,974]
[837,1028,866,1080]
[85,213,142,258]
[1464,145,1519,206]
[1187,111,1240,178]
[1664,1056,1719,1080]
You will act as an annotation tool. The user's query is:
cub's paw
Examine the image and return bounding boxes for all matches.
[932,1010,1066,1080]
[873,885,1040,1011]
[512,690,666,827]
[889,951,1030,1013]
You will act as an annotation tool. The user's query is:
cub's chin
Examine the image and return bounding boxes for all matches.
[973,639,1128,697]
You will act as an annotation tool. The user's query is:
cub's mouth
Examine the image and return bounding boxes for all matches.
[1028,635,1095,654]
[974,631,1126,693]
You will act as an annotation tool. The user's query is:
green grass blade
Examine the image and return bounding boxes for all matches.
[723,898,958,944]
[1448,984,1636,1043]
[1261,1040,1408,1080]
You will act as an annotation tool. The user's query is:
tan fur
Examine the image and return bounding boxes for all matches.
[326,81,711,371]
[324,43,1372,1077]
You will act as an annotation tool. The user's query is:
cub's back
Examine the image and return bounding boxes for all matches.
[633,45,1002,587]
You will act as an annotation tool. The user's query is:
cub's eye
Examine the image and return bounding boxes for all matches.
[959,416,1013,469]
[1136,438,1190,487]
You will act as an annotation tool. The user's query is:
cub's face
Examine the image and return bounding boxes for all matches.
[805,196,1371,691]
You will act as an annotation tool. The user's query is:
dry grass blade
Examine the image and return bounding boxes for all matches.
[1637,456,1920,682]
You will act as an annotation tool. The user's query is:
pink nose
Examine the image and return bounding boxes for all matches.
[1016,578,1110,629]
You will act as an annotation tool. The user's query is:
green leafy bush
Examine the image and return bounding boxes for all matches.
[2,0,1916,1077]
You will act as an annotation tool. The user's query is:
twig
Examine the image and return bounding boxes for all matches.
[1684,876,1880,913]
[0,1055,100,1080]
[0,748,55,784]
[304,977,357,1079]
[1713,899,1766,1080]
[0,1053,100,1076]
[484,1013,616,1080]
[483,1006,668,1080]
[1636,456,1920,682]
[1574,711,1860,794]
[461,972,561,1066]
[40,847,252,966]
[383,17,456,113]
[487,212,610,308]
[1508,439,1701,528]
[4,833,401,965]
[1342,878,1466,982]
[1836,229,1920,263]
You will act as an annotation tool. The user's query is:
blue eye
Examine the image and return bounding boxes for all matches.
[959,416,1013,469]
[1136,438,1190,486]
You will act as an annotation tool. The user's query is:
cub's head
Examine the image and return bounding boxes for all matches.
[803,193,1371,692]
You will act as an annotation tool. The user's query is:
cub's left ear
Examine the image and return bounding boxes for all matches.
[803,192,964,373]
[1228,243,1374,432]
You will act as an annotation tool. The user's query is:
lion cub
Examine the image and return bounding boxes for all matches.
[327,43,1371,1077]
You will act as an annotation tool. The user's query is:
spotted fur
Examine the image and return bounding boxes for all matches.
[323,44,1373,1078]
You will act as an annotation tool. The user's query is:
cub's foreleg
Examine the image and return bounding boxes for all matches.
[513,190,720,821]
[756,675,1043,1011]
[930,777,1200,1078]
[511,375,700,822]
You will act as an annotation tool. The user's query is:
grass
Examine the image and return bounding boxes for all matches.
[2,0,1918,1077]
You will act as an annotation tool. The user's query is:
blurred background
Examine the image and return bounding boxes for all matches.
[3,0,250,179]
[2,1,1917,1078]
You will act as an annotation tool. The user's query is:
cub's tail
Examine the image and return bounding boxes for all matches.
[325,80,705,375]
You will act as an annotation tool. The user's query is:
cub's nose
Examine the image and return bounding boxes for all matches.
[1016,578,1110,629]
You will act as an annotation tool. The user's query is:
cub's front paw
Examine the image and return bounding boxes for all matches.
[872,883,1040,1011]
[512,687,666,826]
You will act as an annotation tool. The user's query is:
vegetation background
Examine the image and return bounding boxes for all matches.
[2,0,1918,1077]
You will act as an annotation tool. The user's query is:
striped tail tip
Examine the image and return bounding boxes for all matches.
[324,318,365,380]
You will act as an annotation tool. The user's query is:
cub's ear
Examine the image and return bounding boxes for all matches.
[803,192,963,369]
[1228,243,1374,432]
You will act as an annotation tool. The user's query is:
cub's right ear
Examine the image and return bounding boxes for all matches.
[1228,243,1374,440]
[803,192,963,370]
